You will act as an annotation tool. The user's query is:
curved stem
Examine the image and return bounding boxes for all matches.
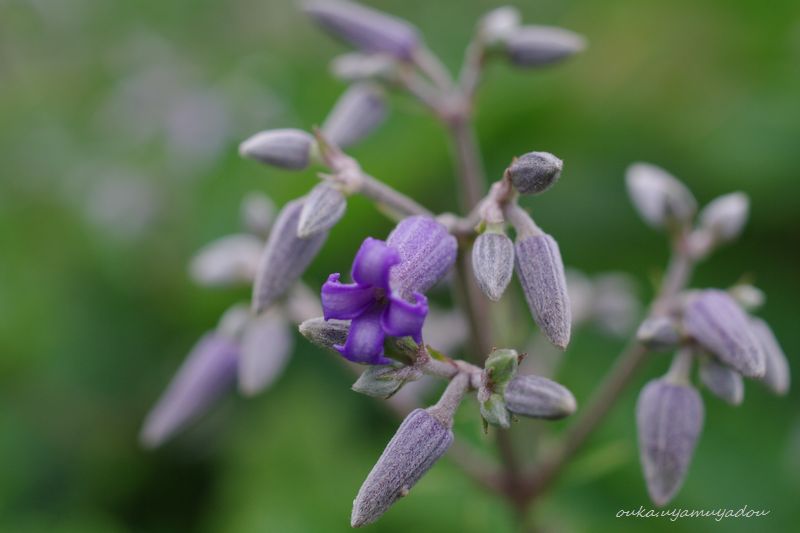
[448,117,486,211]
[359,173,433,218]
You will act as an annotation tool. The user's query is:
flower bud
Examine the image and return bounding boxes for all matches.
[351,408,453,527]
[240,191,275,237]
[386,216,458,299]
[505,25,586,67]
[698,192,749,242]
[590,273,641,336]
[479,6,521,45]
[636,316,681,351]
[636,379,704,507]
[304,0,420,60]
[238,310,293,396]
[352,365,421,399]
[515,234,571,349]
[479,393,510,428]
[484,348,519,388]
[299,317,350,351]
[140,333,239,448]
[699,356,744,406]
[472,231,514,301]
[322,83,387,149]
[626,163,697,229]
[189,234,262,287]
[682,290,764,378]
[750,317,790,396]
[506,151,563,195]
[504,374,576,419]
[297,182,347,238]
[252,198,328,313]
[331,52,398,82]
[239,128,314,170]
[728,284,765,311]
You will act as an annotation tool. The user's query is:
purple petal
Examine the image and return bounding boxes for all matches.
[337,305,392,365]
[386,216,457,298]
[351,237,400,289]
[321,273,376,320]
[140,333,239,448]
[381,292,428,342]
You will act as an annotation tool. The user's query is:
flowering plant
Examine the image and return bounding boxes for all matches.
[141,1,790,528]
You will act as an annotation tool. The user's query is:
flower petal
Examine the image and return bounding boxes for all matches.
[382,292,428,342]
[351,237,400,289]
[337,306,392,365]
[321,273,376,320]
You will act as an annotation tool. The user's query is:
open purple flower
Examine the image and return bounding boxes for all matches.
[321,216,457,365]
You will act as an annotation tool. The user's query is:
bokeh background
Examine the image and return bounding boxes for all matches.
[1,0,799,531]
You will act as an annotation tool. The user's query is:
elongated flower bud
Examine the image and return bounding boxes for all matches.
[750,317,790,395]
[515,234,571,349]
[505,25,586,67]
[331,52,398,82]
[698,192,749,243]
[506,151,563,195]
[472,231,514,301]
[322,83,387,149]
[636,379,704,507]
[636,316,681,351]
[304,0,420,60]
[299,317,350,351]
[189,234,263,287]
[682,290,764,378]
[240,191,275,237]
[297,182,347,238]
[386,216,457,299]
[239,128,314,170]
[352,365,421,399]
[626,163,697,229]
[504,375,576,419]
[252,199,328,313]
[699,357,744,406]
[351,408,453,527]
[140,333,239,448]
[238,310,293,396]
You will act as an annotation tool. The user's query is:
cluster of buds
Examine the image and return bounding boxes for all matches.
[627,163,790,506]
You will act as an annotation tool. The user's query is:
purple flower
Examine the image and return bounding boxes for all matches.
[321,216,456,365]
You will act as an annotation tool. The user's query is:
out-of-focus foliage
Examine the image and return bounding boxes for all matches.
[0,0,798,531]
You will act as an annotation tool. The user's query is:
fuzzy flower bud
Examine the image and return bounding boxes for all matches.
[299,317,350,351]
[506,151,563,195]
[351,408,453,527]
[240,191,275,237]
[504,374,576,419]
[472,230,515,301]
[750,317,790,396]
[239,128,314,170]
[331,52,398,82]
[626,163,697,229]
[698,192,749,243]
[252,198,328,313]
[479,6,521,45]
[505,25,586,67]
[297,182,347,238]
[515,233,571,349]
[238,310,293,396]
[682,290,765,378]
[189,234,263,287]
[304,0,420,60]
[322,83,388,148]
[140,333,239,448]
[636,316,681,351]
[699,356,744,406]
[636,378,704,507]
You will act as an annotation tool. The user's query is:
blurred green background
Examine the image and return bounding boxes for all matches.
[1,0,799,531]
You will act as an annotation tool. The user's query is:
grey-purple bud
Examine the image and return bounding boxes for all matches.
[239,128,314,170]
[504,374,576,419]
[626,163,697,229]
[506,151,563,195]
[472,231,515,301]
[636,379,704,507]
[515,234,571,349]
[298,317,350,352]
[682,290,765,378]
[351,408,453,527]
[238,310,293,396]
[189,234,262,287]
[297,182,347,238]
[322,83,387,149]
[698,192,749,243]
[699,356,744,406]
[505,25,586,67]
[252,199,328,313]
[750,317,790,396]
[636,316,682,351]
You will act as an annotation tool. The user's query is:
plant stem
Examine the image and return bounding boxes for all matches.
[359,173,433,218]
[448,116,486,212]
[523,246,695,502]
